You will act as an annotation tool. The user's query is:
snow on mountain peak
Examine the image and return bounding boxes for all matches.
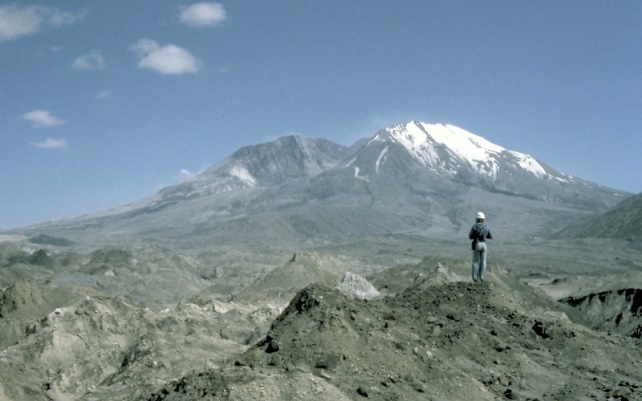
[229,165,257,187]
[369,121,549,180]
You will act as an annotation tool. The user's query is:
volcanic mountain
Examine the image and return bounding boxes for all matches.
[12,121,628,250]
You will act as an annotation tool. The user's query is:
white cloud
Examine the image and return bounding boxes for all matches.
[32,137,68,150]
[96,90,112,99]
[179,2,227,28]
[72,50,107,70]
[130,39,200,75]
[179,169,197,181]
[21,110,65,128]
[0,5,83,42]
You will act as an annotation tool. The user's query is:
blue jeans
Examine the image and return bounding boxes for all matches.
[472,242,487,281]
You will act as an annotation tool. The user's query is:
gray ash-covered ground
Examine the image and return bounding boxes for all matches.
[143,265,642,401]
[1,242,642,400]
[238,284,640,400]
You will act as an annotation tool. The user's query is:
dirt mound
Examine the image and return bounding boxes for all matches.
[0,280,98,349]
[139,369,354,401]
[232,275,642,400]
[368,256,467,296]
[84,248,138,271]
[0,243,31,268]
[0,280,50,316]
[236,252,352,302]
[0,294,145,400]
[0,288,277,401]
[29,234,75,247]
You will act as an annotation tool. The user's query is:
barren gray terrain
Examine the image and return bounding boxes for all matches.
[1,235,642,401]
[1,127,641,400]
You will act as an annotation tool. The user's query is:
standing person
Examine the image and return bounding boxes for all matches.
[469,212,492,282]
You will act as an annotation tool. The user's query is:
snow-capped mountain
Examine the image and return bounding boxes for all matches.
[367,122,550,181]
[151,121,621,211]
[11,121,629,249]
[333,121,621,208]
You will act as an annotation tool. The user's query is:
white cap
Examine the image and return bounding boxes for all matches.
[476,212,485,220]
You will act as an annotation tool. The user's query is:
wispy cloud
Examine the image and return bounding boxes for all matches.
[72,50,107,70]
[179,168,198,181]
[0,4,83,42]
[32,137,68,150]
[21,110,65,128]
[130,39,200,75]
[179,2,227,28]
[175,166,210,183]
[96,89,112,99]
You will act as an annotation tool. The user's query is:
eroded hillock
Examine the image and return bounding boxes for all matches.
[29,234,74,247]
[84,248,137,271]
[140,369,354,401]
[236,252,352,302]
[233,272,642,400]
[0,280,98,349]
[0,280,50,317]
[0,287,280,401]
[368,256,465,297]
[561,288,642,338]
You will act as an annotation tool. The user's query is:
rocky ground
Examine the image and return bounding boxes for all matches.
[228,265,642,401]
[0,240,641,400]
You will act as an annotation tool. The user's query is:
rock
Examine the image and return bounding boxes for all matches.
[336,272,381,300]
[265,340,279,353]
[532,321,551,339]
[356,385,369,397]
[504,388,519,399]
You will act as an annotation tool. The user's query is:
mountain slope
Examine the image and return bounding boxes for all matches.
[8,122,629,249]
[338,122,623,207]
[553,193,642,244]
[159,135,351,200]
[249,121,628,240]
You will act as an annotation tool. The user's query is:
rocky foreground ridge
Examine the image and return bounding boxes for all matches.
[1,249,641,401]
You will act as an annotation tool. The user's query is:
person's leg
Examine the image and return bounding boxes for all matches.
[472,250,480,281]
[479,243,487,281]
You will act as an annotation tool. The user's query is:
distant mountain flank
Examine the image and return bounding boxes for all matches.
[7,121,629,249]
[553,193,642,244]
[160,135,353,200]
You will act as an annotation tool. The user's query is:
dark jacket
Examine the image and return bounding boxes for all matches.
[469,222,492,250]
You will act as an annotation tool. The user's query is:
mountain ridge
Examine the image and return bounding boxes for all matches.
[345,121,621,206]
[159,135,352,200]
[5,121,629,250]
[553,192,642,245]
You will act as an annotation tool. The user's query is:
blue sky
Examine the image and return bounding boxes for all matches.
[1,1,640,229]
